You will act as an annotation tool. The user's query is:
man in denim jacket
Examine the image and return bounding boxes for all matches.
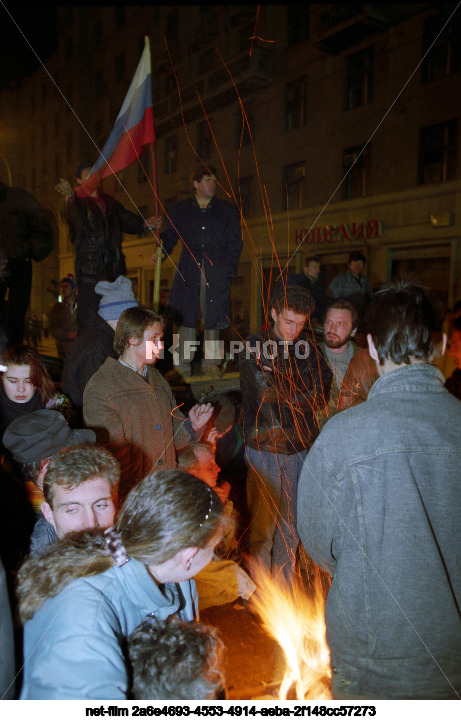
[298,282,461,699]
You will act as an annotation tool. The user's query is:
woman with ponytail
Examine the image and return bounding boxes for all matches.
[18,469,230,700]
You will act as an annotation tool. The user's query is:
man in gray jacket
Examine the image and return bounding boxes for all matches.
[297,281,461,699]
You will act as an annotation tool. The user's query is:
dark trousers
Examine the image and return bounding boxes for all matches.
[76,279,100,334]
[0,258,32,345]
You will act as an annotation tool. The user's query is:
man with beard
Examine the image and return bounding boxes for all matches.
[317,299,359,429]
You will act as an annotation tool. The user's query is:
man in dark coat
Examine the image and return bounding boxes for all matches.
[286,254,328,320]
[56,163,156,333]
[62,275,138,414]
[160,165,243,378]
[0,181,54,344]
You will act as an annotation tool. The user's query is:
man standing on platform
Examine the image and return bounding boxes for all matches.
[0,181,54,345]
[160,165,243,378]
[56,164,157,333]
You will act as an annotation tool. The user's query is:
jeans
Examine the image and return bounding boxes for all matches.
[245,445,307,584]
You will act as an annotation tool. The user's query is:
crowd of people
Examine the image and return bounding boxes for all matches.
[0,162,460,702]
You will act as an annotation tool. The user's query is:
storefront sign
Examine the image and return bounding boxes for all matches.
[295,219,383,245]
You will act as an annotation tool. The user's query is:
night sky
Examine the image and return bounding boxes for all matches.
[0,5,58,90]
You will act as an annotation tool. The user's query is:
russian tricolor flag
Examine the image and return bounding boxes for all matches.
[77,36,155,196]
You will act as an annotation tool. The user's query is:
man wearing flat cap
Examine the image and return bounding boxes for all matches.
[2,409,115,555]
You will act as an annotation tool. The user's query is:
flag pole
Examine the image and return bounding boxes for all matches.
[149,140,162,313]
[144,36,162,313]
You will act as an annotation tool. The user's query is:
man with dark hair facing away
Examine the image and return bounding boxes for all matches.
[298,281,461,699]
[240,284,332,583]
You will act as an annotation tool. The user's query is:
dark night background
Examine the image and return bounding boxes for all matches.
[0,5,58,89]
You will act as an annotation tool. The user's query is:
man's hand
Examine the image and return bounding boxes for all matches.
[188,403,214,433]
[55,178,74,199]
[144,216,162,231]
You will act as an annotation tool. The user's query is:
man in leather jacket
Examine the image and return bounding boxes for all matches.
[56,163,156,333]
[240,285,332,583]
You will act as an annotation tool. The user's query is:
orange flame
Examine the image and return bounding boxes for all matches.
[250,565,332,700]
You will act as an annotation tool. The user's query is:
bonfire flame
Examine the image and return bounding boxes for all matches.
[250,565,332,700]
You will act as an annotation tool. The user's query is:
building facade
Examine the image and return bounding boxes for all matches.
[1,4,460,332]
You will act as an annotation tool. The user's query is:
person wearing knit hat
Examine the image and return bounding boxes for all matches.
[96,275,139,321]
[62,276,138,412]
[2,409,98,557]
[46,276,78,361]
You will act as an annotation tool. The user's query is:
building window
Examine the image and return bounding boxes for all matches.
[235,100,255,148]
[419,120,457,184]
[197,121,213,160]
[285,78,306,131]
[164,135,177,174]
[287,6,310,47]
[238,22,254,53]
[235,175,254,218]
[345,46,374,110]
[343,144,371,199]
[284,162,305,210]
[422,14,461,83]
[115,54,125,85]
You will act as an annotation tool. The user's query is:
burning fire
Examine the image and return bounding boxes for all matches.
[250,565,332,700]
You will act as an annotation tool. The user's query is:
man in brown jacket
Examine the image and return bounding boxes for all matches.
[83,306,213,500]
